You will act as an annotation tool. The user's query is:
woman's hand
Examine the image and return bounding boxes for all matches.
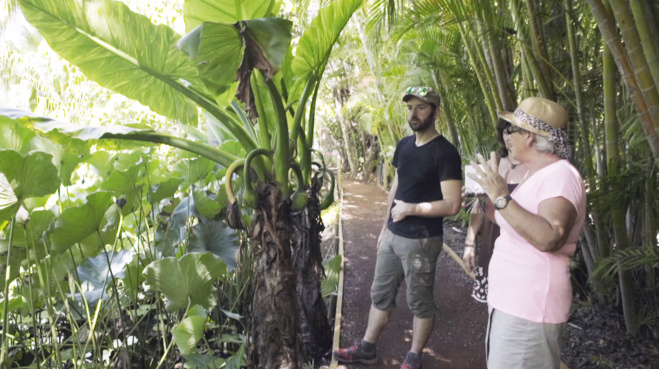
[462,245,475,271]
[468,152,509,204]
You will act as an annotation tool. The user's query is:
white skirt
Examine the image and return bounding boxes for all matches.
[486,306,566,369]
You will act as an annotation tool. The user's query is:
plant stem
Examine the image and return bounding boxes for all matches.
[0,217,16,365]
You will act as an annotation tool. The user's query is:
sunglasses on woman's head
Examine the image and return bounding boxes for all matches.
[405,86,429,96]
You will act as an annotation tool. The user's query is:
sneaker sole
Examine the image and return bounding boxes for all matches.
[333,353,378,365]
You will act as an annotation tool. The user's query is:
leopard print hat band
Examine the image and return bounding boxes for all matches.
[513,108,569,159]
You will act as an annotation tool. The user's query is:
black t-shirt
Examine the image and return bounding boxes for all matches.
[388,135,462,238]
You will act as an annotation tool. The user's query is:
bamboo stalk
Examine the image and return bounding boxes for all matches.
[587,0,659,166]
[485,31,516,110]
[609,0,659,131]
[523,0,553,93]
[564,0,596,179]
[509,0,554,99]
[473,17,504,112]
[457,24,498,125]
[629,0,659,91]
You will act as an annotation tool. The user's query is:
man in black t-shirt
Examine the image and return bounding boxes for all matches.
[334,87,462,369]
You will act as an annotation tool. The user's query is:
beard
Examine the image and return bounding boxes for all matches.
[408,114,435,132]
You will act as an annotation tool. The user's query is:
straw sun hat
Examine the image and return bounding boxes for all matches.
[498,97,570,159]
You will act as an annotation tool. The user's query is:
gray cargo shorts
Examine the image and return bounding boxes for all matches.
[370,228,443,319]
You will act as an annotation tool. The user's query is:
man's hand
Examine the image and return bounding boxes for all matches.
[377,229,386,249]
[462,245,475,272]
[391,199,415,222]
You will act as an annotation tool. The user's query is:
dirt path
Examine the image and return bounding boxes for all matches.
[338,180,487,369]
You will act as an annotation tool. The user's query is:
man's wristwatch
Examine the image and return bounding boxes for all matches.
[494,195,512,210]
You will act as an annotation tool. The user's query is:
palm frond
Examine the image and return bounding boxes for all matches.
[590,244,659,284]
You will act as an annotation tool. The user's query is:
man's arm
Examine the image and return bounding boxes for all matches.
[377,172,398,248]
[390,179,462,221]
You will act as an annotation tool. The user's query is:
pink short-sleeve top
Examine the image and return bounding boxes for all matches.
[489,160,586,324]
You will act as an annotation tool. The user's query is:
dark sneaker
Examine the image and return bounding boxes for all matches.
[400,351,422,369]
[333,341,378,364]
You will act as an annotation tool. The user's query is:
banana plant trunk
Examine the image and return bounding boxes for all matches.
[248,183,304,368]
[292,182,332,362]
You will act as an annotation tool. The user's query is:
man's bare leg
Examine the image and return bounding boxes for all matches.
[363,306,392,343]
[410,316,434,354]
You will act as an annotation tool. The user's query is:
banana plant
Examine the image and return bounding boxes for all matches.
[15,0,363,366]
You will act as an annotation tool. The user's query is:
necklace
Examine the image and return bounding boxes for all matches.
[508,157,521,169]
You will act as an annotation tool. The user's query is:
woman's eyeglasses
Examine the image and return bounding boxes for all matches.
[505,123,525,134]
[405,86,429,96]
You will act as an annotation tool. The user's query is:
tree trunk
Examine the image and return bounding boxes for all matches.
[248,183,304,368]
[291,183,332,363]
[336,98,357,177]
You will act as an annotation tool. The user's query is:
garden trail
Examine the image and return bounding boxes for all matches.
[337,180,487,369]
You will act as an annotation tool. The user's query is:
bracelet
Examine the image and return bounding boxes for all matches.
[465,244,475,248]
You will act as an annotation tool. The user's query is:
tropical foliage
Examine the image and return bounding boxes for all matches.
[1,0,360,367]
[317,0,658,338]
[1,0,658,367]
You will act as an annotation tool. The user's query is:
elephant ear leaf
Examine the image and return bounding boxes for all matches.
[19,0,201,124]
[0,150,60,222]
[0,174,19,223]
[48,192,116,254]
[292,0,363,77]
[0,116,35,154]
[177,22,243,97]
[142,252,226,311]
[183,0,277,32]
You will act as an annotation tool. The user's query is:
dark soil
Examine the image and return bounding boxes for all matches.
[562,305,659,369]
[337,180,659,369]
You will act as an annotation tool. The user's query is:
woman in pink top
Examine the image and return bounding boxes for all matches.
[466,97,586,369]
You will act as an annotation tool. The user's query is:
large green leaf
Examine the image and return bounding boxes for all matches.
[184,0,277,32]
[242,18,292,70]
[172,305,207,355]
[188,219,239,271]
[29,135,90,187]
[0,174,19,223]
[142,252,226,311]
[74,249,133,305]
[48,192,116,254]
[174,157,216,187]
[178,22,243,96]
[292,0,363,77]
[148,178,183,204]
[0,150,60,222]
[100,165,145,194]
[0,116,35,154]
[19,0,201,123]
[192,190,221,219]
[0,210,54,251]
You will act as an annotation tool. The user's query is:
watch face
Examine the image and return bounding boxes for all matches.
[495,197,507,209]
